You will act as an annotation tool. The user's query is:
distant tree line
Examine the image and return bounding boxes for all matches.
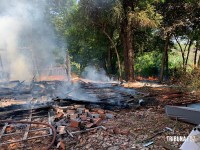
[47,0,200,82]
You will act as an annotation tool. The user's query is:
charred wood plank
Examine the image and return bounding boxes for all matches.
[23,111,32,140]
[0,122,8,139]
[55,97,130,109]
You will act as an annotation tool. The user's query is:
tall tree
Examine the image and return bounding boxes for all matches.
[78,0,123,79]
[157,0,200,81]
[112,1,162,81]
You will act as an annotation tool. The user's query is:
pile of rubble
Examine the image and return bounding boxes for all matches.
[1,80,197,149]
[52,105,115,148]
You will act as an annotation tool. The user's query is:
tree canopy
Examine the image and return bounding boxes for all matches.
[50,0,200,83]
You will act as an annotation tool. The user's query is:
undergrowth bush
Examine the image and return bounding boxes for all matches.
[135,51,162,77]
[175,67,200,91]
[135,51,181,78]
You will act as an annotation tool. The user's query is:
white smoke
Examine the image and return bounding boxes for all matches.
[81,65,115,82]
[0,10,31,80]
[55,65,117,102]
[0,0,64,81]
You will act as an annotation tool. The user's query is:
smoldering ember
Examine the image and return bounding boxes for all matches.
[0,0,200,150]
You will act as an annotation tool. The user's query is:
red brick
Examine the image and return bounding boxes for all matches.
[93,118,102,126]
[55,112,64,120]
[120,129,130,135]
[66,127,77,132]
[70,119,80,128]
[113,127,121,134]
[97,109,105,114]
[113,127,130,135]
[57,126,66,135]
[85,109,89,113]
[80,115,87,121]
[99,114,106,119]
[86,123,94,128]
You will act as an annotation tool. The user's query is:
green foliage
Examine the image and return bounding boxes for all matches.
[48,0,200,82]
[52,1,110,70]
[71,61,81,74]
[168,51,182,69]
[130,4,163,28]
[111,1,163,29]
[135,51,162,77]
[111,0,123,24]
[135,50,184,77]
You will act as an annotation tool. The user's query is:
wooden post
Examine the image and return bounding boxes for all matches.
[66,49,71,80]
[198,55,200,68]
[160,35,170,82]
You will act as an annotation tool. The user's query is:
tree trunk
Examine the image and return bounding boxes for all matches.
[120,1,135,82]
[198,55,200,68]
[185,40,193,66]
[121,27,129,81]
[103,30,122,80]
[126,24,134,82]
[194,41,199,67]
[121,25,135,82]
[165,46,169,80]
[174,36,185,68]
[160,36,169,82]
[66,49,71,81]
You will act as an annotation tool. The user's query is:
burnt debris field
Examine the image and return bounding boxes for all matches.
[0,0,200,150]
[0,79,199,149]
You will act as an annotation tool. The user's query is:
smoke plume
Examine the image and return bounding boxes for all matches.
[81,65,115,82]
[0,0,62,81]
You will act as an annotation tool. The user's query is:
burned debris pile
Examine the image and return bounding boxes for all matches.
[0,107,55,149]
[0,80,143,149]
[0,104,116,149]
[0,79,199,149]
[53,105,113,130]
[53,105,115,149]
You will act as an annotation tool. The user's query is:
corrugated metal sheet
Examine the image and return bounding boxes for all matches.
[165,105,200,125]
[180,125,200,150]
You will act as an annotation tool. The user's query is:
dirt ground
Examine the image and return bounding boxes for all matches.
[1,81,199,150]
[52,81,198,150]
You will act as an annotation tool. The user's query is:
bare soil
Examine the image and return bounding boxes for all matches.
[1,80,199,150]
